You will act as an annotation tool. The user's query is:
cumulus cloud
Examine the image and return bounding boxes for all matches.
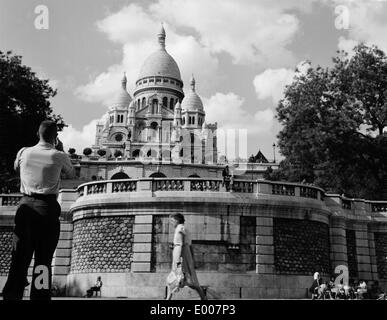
[253,61,310,104]
[203,92,275,159]
[58,114,107,153]
[75,3,218,105]
[204,92,274,134]
[332,0,387,53]
[150,0,304,66]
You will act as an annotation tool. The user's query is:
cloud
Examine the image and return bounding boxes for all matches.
[58,114,107,153]
[75,3,218,105]
[332,0,387,53]
[203,92,275,159]
[253,61,310,104]
[150,0,304,66]
[204,92,274,134]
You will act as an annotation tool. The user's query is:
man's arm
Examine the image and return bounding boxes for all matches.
[14,147,27,173]
[60,152,76,179]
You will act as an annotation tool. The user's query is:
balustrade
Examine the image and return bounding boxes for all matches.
[87,182,107,195]
[112,181,137,193]
[190,180,220,191]
[272,184,295,196]
[153,179,184,191]
[0,194,22,206]
[300,186,318,199]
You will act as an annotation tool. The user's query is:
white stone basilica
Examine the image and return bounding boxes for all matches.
[93,25,218,164]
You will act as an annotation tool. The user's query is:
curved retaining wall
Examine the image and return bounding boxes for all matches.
[1,179,387,299]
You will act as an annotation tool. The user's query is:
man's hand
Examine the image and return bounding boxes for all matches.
[55,138,64,152]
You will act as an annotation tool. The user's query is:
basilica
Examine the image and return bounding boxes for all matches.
[93,25,218,164]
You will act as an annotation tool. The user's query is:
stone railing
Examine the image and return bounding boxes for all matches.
[153,179,184,191]
[271,183,295,196]
[73,178,325,200]
[0,194,22,206]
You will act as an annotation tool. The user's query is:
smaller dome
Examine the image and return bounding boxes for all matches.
[202,121,208,129]
[110,73,132,110]
[174,101,181,110]
[129,100,135,110]
[181,75,203,111]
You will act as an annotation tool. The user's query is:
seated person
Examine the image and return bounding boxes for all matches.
[328,276,337,299]
[86,276,103,297]
[356,280,368,299]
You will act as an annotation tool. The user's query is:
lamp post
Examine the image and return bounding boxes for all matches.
[272,143,276,163]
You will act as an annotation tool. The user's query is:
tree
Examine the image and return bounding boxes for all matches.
[0,51,65,187]
[83,148,92,156]
[97,149,106,157]
[68,148,76,155]
[275,44,387,199]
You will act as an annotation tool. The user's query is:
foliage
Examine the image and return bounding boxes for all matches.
[97,149,106,157]
[0,51,64,187]
[83,147,92,156]
[274,44,387,199]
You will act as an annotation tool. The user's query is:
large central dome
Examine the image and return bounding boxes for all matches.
[137,25,182,81]
[138,50,181,80]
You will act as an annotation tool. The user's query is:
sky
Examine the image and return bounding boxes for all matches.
[1,0,387,161]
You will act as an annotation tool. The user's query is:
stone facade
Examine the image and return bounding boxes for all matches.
[70,216,134,273]
[346,229,358,278]
[374,232,387,279]
[0,227,12,275]
[273,218,331,275]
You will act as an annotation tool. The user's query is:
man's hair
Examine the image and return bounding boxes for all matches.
[171,213,185,224]
[38,120,57,142]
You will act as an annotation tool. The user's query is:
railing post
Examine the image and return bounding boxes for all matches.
[106,182,113,193]
[295,186,300,197]
[83,185,87,196]
[184,180,191,191]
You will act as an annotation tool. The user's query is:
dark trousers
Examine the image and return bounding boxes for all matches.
[2,195,60,300]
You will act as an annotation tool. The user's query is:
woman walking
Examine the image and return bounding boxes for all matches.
[166,213,207,300]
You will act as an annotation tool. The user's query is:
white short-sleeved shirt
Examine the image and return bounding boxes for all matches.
[173,224,192,246]
[14,142,75,195]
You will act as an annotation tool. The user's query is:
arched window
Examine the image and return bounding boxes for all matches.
[169,98,174,110]
[162,97,168,107]
[192,117,195,125]
[147,149,158,158]
[132,149,140,158]
[189,117,191,125]
[152,99,158,113]
[179,149,183,157]
[182,117,185,125]
[111,172,130,180]
[142,97,146,108]
[149,172,166,178]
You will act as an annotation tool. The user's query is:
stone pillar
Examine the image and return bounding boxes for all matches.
[256,217,274,274]
[354,223,372,280]
[131,215,153,272]
[329,217,348,271]
[367,229,378,281]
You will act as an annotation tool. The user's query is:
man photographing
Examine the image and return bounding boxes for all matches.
[2,120,75,300]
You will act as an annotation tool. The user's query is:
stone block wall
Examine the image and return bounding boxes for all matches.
[150,214,256,273]
[345,229,358,278]
[70,216,134,273]
[273,218,331,275]
[374,232,387,279]
[0,226,13,275]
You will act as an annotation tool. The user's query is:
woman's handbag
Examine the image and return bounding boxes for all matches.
[166,266,185,292]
